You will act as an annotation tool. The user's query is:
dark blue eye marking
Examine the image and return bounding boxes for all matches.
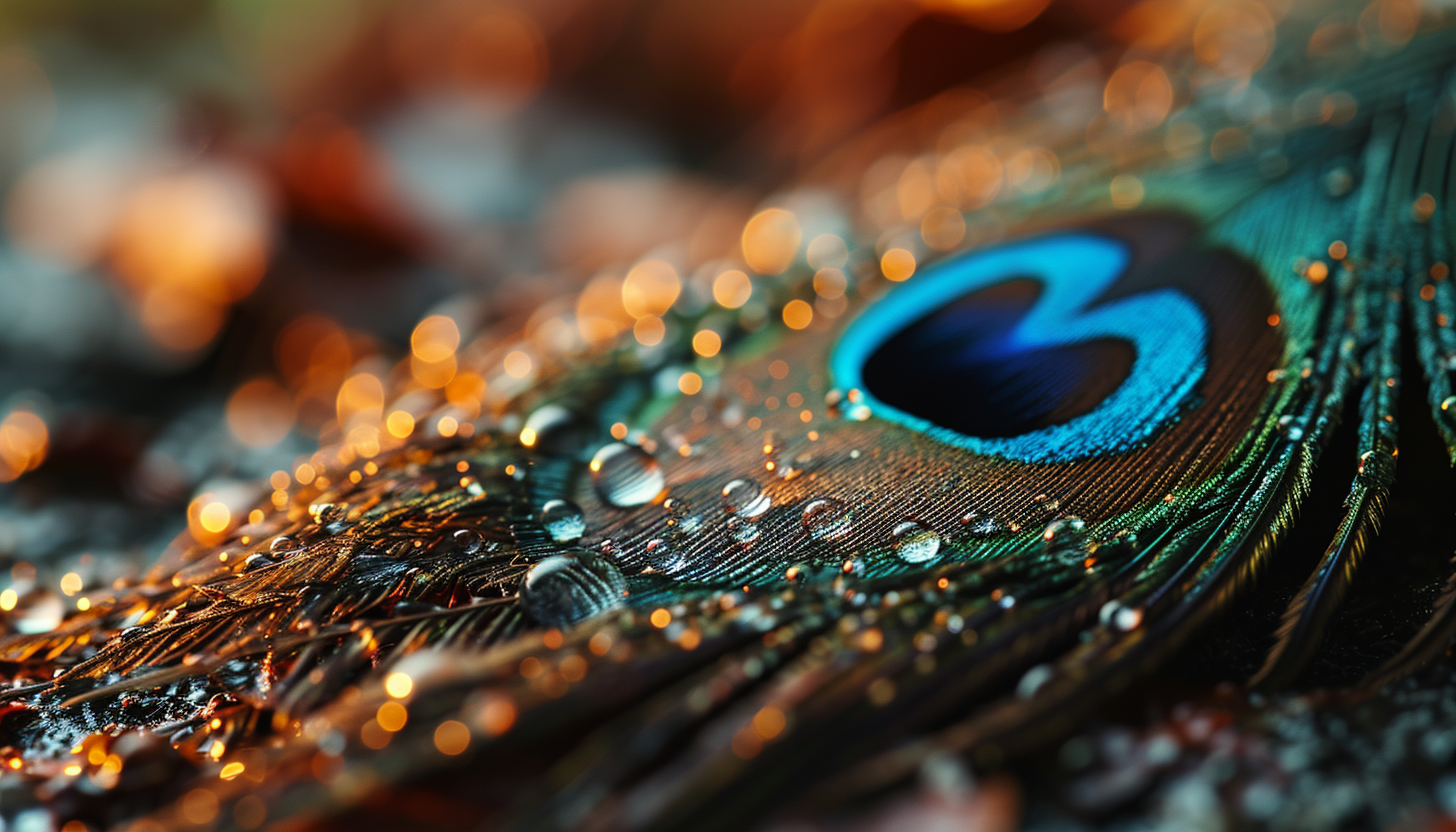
[830,232,1208,463]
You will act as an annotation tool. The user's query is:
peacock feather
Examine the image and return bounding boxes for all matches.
[4,2,1456,830]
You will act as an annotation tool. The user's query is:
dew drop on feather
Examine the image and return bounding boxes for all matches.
[520,551,628,627]
[590,443,665,508]
[541,499,586,543]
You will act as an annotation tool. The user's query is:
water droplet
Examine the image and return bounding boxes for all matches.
[727,517,760,544]
[1041,517,1087,556]
[541,499,586,543]
[1324,166,1353,197]
[522,404,588,455]
[270,536,302,554]
[242,553,276,572]
[891,521,942,564]
[520,551,627,627]
[802,497,853,541]
[664,498,702,536]
[1358,450,1377,477]
[453,529,484,554]
[960,512,1004,538]
[1442,396,1456,412]
[391,599,445,617]
[643,538,688,574]
[590,443,665,508]
[722,479,771,518]
[308,503,344,525]
[1109,529,1139,550]
[1016,664,1053,698]
[1276,415,1305,441]
[1098,600,1143,631]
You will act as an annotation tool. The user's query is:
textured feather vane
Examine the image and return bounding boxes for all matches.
[5,5,1456,831]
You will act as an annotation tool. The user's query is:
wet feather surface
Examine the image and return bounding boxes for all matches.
[6,5,1456,831]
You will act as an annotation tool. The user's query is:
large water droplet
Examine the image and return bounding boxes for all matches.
[802,497,853,541]
[590,443,665,508]
[722,479,771,518]
[643,538,688,574]
[891,520,942,564]
[520,551,627,627]
[522,404,588,455]
[541,499,586,543]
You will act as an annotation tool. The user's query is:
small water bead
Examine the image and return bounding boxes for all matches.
[802,497,853,541]
[308,503,344,526]
[520,551,628,627]
[643,539,688,574]
[590,443,665,508]
[453,529,484,554]
[242,553,277,571]
[663,498,701,536]
[721,479,771,518]
[1098,600,1144,631]
[1041,517,1088,558]
[960,512,1005,538]
[270,536,303,554]
[1357,450,1378,477]
[1016,664,1054,698]
[891,521,942,564]
[672,512,702,535]
[541,499,586,543]
[1324,166,1354,197]
[392,599,447,617]
[727,516,761,544]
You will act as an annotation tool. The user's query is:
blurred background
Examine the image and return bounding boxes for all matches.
[0,0,1404,620]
